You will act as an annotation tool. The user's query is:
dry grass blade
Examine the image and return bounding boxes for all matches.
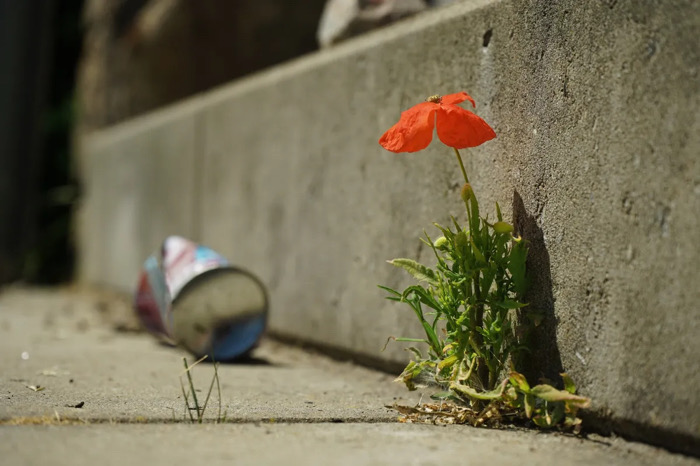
[200,362,219,420]
[179,370,195,422]
[179,355,208,376]
[183,357,202,422]
[214,362,222,421]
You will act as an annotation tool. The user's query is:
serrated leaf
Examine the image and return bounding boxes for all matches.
[388,259,438,285]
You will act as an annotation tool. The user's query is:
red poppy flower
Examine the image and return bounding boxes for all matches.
[379,92,496,153]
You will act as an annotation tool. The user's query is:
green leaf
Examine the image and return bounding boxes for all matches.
[470,237,486,263]
[508,240,529,296]
[509,371,531,392]
[388,259,438,285]
[402,285,441,312]
[450,216,462,233]
[495,202,503,222]
[438,354,459,371]
[524,393,535,418]
[469,194,480,234]
[450,382,505,401]
[377,285,401,298]
[454,231,470,273]
[396,361,419,391]
[480,266,495,296]
[394,337,430,343]
[532,413,555,428]
[404,346,424,360]
[549,402,566,425]
[421,320,442,353]
[494,299,528,309]
[561,373,577,394]
[433,224,455,241]
[530,385,591,408]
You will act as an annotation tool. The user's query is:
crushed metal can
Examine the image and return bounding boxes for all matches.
[134,236,268,361]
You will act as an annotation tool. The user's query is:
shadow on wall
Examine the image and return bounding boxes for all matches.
[512,190,564,385]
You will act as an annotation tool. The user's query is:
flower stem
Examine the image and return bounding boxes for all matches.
[453,147,469,184]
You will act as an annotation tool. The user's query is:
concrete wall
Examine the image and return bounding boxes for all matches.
[77,0,700,453]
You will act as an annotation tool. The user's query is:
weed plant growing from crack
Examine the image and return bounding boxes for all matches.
[178,356,227,423]
[378,92,590,430]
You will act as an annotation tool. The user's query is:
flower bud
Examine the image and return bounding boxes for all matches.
[433,236,447,249]
[460,183,473,203]
[434,236,449,250]
[493,221,514,234]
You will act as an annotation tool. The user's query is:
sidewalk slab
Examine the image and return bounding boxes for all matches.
[1,289,698,466]
[0,288,412,423]
[2,423,698,466]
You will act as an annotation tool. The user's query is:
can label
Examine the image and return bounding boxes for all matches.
[134,236,268,360]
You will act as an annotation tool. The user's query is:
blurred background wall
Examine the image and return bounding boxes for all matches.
[0,0,351,285]
[0,0,438,286]
[77,0,328,131]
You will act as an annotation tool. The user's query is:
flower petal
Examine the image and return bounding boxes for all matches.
[435,105,496,149]
[379,102,437,153]
[441,92,476,108]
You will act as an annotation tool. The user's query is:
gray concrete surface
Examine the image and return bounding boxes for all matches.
[75,0,700,452]
[3,423,698,466]
[1,288,698,466]
[0,288,413,423]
